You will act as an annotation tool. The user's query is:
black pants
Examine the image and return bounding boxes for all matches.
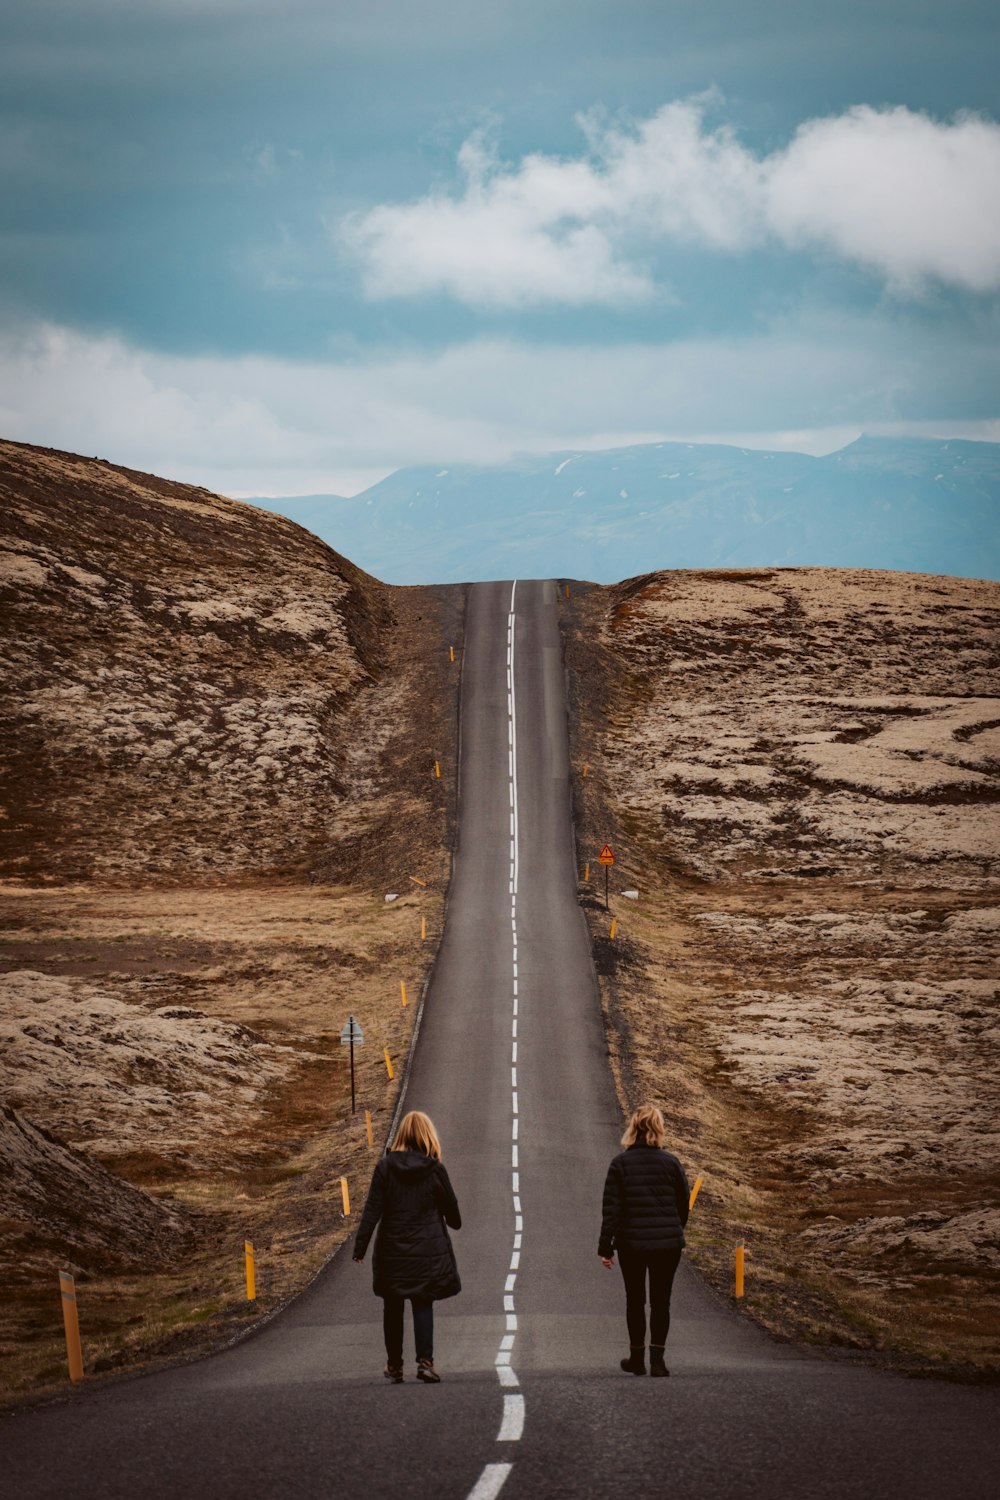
[383,1295,433,1363]
[618,1246,682,1348]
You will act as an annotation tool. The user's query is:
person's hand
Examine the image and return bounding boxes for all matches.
[601,1256,615,1270]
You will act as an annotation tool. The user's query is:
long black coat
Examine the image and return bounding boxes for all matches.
[354,1150,462,1301]
[598,1142,690,1257]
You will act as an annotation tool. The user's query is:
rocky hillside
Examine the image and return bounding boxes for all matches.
[563,567,1000,1372]
[0,440,393,883]
[0,1103,191,1275]
[0,440,463,1399]
[594,567,1000,886]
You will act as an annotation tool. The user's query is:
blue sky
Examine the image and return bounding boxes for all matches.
[1,0,998,495]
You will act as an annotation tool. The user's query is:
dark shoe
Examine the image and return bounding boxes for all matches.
[383,1362,404,1383]
[416,1358,441,1383]
[620,1347,646,1375]
[649,1347,669,1377]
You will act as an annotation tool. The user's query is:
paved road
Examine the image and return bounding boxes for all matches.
[4,580,998,1499]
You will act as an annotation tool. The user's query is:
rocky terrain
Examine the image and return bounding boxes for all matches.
[563,567,1000,1373]
[0,441,461,1398]
[2,1101,191,1272]
[0,438,456,884]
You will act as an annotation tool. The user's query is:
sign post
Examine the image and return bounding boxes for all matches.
[598,844,615,910]
[339,1015,365,1114]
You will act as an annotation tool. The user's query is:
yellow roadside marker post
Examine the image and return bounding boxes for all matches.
[583,862,589,883]
[58,1271,84,1382]
[565,583,570,598]
[245,1241,256,1302]
[384,1049,394,1080]
[689,1176,704,1210]
[340,1177,351,1216]
[449,645,455,662]
[409,875,427,888]
[434,760,441,779]
[610,918,617,940]
[400,980,407,1007]
[421,916,427,942]
[583,762,588,778]
[735,1243,745,1299]
[365,1109,374,1148]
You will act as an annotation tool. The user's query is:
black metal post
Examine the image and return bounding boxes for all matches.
[349,1017,356,1114]
[605,864,609,911]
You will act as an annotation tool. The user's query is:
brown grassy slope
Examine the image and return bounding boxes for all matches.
[562,567,1000,1374]
[0,440,464,1399]
[0,439,394,883]
[0,881,447,1400]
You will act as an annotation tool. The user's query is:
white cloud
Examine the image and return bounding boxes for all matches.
[767,107,1000,294]
[1,320,998,496]
[341,100,1000,306]
[341,129,653,309]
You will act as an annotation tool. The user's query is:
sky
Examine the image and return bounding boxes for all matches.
[1,0,999,496]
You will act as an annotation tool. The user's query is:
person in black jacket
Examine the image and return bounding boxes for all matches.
[598,1103,690,1377]
[353,1109,461,1384]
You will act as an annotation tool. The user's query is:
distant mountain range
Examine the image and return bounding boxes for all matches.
[245,435,1000,584]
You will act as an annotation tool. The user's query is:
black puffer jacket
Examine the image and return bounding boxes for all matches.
[598,1143,690,1257]
[354,1150,462,1301]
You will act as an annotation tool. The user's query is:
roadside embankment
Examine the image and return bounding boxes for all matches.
[0,441,464,1399]
[561,567,1000,1375]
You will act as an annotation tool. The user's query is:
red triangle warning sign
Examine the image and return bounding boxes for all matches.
[598,844,615,866]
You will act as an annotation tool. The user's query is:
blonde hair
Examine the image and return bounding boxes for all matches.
[621,1104,667,1149]
[391,1110,442,1160]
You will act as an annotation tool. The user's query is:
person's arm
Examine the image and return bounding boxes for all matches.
[434,1162,462,1230]
[353,1159,386,1260]
[598,1158,621,1260]
[675,1158,691,1229]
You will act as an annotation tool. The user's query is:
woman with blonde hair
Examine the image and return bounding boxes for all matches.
[598,1103,690,1377]
[353,1109,461,1384]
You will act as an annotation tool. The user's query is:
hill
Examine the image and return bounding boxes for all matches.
[563,565,1000,1369]
[0,439,462,1398]
[0,440,397,883]
[252,434,1000,585]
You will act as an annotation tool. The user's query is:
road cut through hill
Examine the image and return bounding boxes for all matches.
[3,580,998,1500]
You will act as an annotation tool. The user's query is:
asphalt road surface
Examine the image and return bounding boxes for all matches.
[4,579,998,1499]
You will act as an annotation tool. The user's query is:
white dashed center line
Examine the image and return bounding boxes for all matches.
[497,1394,526,1443]
[466,1463,513,1500]
[501,586,522,1385]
